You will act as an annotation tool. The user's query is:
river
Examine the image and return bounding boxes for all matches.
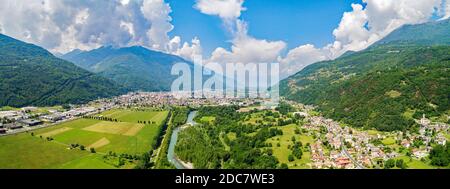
[167,111,198,169]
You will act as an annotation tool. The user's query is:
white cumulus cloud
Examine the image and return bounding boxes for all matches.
[195,0,246,20]
[195,1,285,66]
[279,44,328,77]
[0,0,447,76]
[332,0,442,55]
[209,20,286,64]
[141,0,173,51]
[0,0,201,59]
[169,36,203,60]
[279,0,445,77]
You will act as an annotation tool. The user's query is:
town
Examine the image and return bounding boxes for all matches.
[287,100,449,169]
[0,92,264,136]
[1,93,448,169]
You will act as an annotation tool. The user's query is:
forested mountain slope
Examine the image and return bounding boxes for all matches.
[280,19,450,131]
[0,34,125,107]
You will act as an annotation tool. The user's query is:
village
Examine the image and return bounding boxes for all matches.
[0,91,263,136]
[292,101,449,169]
[1,92,448,169]
[115,91,270,108]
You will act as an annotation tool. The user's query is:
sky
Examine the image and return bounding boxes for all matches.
[0,0,449,77]
[168,0,363,56]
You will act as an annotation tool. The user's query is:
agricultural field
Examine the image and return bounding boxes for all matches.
[266,124,314,168]
[393,156,437,169]
[0,109,168,169]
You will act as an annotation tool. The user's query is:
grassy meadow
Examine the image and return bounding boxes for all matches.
[266,124,314,168]
[0,109,168,169]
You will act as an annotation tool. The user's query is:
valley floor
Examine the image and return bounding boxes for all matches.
[0,108,168,169]
[172,102,450,169]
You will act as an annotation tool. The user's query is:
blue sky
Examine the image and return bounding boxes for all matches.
[1,0,446,77]
[168,0,363,56]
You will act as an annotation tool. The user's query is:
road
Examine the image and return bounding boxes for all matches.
[341,137,366,169]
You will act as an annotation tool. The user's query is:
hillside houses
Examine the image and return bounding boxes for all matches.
[412,149,429,159]
[293,111,308,118]
[335,157,352,168]
[401,139,411,148]
[436,134,447,145]
[292,101,450,169]
[417,114,449,133]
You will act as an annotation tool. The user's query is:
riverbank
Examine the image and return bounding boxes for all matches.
[167,111,197,169]
[175,156,194,169]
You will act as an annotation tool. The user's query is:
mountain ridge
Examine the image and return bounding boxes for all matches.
[374,18,450,46]
[280,20,450,131]
[0,33,126,107]
[61,45,194,92]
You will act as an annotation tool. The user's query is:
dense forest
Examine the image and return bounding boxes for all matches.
[171,107,190,127]
[429,144,450,167]
[0,34,125,107]
[175,106,284,169]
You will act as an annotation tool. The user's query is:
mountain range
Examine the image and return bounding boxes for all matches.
[0,34,125,107]
[1,18,448,132]
[280,19,450,131]
[61,46,194,92]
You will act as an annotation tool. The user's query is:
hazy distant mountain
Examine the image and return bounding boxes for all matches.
[375,18,450,46]
[59,49,84,59]
[0,34,126,107]
[280,19,450,131]
[62,46,195,92]
[51,52,64,58]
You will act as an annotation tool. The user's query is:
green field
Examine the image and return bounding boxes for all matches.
[393,156,437,169]
[0,109,168,169]
[266,124,315,168]
[381,137,396,145]
[199,116,216,124]
[244,111,276,125]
